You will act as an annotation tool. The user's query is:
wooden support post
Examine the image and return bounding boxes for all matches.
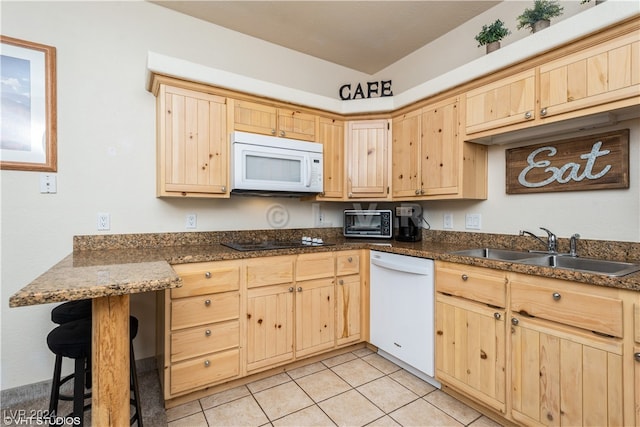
[92,295,130,426]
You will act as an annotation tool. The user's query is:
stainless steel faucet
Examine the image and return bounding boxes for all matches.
[520,227,558,253]
[569,233,580,257]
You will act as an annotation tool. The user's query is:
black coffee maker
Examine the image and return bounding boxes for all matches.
[395,205,422,242]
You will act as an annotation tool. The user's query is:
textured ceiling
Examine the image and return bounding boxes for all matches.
[152,1,501,74]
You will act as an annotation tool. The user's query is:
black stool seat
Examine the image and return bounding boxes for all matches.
[47,316,142,426]
[51,300,92,324]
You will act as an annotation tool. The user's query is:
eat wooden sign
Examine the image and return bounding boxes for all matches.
[506,129,629,194]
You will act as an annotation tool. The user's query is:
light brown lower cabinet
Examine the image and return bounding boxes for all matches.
[159,251,366,402]
[435,261,639,426]
[510,315,623,426]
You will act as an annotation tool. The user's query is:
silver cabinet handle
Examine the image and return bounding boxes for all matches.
[289,287,294,292]
[297,287,303,292]
[339,279,344,285]
[204,360,210,367]
[221,186,226,192]
[280,131,285,137]
[271,129,276,135]
[204,299,211,306]
[205,329,211,336]
[634,352,640,362]
[494,312,502,320]
[511,318,519,326]
[552,292,561,301]
[205,272,211,279]
[540,108,548,116]
[524,111,532,119]
[415,189,420,195]
[348,257,353,263]
[461,274,469,281]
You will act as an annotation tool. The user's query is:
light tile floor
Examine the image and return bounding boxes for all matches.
[167,348,503,427]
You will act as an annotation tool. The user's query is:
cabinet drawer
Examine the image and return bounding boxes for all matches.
[170,348,239,395]
[171,292,239,330]
[336,251,360,276]
[510,280,623,337]
[247,255,295,288]
[171,321,239,363]
[296,252,335,281]
[435,262,506,308]
[172,261,240,298]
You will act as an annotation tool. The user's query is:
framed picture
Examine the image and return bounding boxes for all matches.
[1,35,57,171]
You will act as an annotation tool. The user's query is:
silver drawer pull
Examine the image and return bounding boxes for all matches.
[634,352,640,362]
[205,329,211,336]
[297,287,303,292]
[494,312,501,320]
[524,111,532,119]
[204,299,211,306]
[339,279,344,285]
[552,292,561,301]
[205,272,211,279]
[348,257,353,263]
[289,287,294,292]
[461,274,468,281]
[540,108,548,116]
[204,360,210,367]
[511,318,519,326]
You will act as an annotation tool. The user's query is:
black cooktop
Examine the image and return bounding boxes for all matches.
[221,240,334,251]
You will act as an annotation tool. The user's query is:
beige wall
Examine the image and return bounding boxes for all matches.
[1,1,638,391]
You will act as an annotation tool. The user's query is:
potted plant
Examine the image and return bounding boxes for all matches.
[475,19,511,53]
[517,0,564,33]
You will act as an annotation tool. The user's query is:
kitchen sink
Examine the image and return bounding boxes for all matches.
[519,255,640,277]
[451,248,547,261]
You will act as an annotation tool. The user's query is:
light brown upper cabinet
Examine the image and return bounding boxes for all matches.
[316,117,345,199]
[464,69,536,136]
[345,119,391,199]
[392,97,487,200]
[539,31,639,119]
[156,84,229,198]
[463,20,639,140]
[231,99,318,142]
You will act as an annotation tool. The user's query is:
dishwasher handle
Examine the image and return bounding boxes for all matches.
[370,257,431,275]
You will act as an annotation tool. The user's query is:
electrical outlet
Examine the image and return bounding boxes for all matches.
[465,213,482,230]
[443,213,453,229]
[186,213,197,229]
[39,173,57,193]
[97,213,110,231]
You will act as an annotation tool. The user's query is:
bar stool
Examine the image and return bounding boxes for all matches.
[47,315,143,426]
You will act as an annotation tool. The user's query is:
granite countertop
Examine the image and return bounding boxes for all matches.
[9,232,640,308]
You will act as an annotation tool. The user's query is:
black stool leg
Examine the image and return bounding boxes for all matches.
[73,357,85,427]
[48,354,63,415]
[130,342,143,426]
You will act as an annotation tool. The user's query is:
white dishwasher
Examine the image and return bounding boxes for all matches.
[369,250,439,386]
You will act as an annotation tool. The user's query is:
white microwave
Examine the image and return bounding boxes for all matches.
[230,131,323,195]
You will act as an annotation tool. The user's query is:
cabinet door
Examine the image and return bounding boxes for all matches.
[277,108,317,141]
[421,97,459,196]
[159,85,228,197]
[511,315,623,427]
[435,293,506,413]
[539,32,640,119]
[233,99,277,136]
[346,120,390,199]
[295,278,335,358]
[336,274,361,346]
[317,117,345,199]
[464,69,535,135]
[392,110,422,198]
[246,284,294,372]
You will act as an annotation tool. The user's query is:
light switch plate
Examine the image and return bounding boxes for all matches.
[39,174,57,193]
[465,213,481,230]
[186,213,197,229]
